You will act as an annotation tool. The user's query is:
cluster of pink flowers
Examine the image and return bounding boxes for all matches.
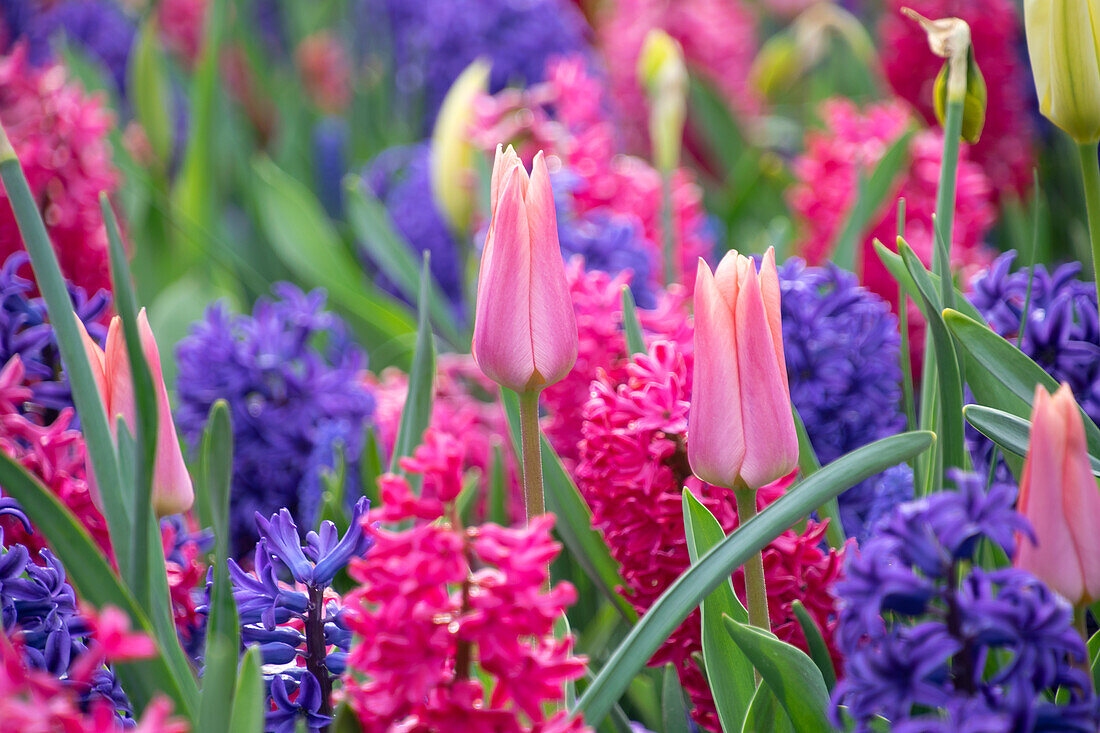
[0,47,118,295]
[472,56,713,290]
[0,609,186,733]
[879,0,1036,197]
[576,342,844,732]
[789,98,995,360]
[342,429,589,732]
[296,32,352,114]
[158,0,208,67]
[591,0,758,151]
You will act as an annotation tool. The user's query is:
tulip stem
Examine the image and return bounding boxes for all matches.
[1076,142,1100,308]
[1073,605,1093,689]
[518,389,545,522]
[733,485,770,635]
[661,169,676,286]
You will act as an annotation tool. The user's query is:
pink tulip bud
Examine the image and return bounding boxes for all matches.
[688,248,798,490]
[472,145,578,393]
[1015,383,1100,606]
[78,310,194,517]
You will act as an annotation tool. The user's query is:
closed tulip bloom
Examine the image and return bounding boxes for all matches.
[688,248,798,490]
[1015,383,1100,606]
[430,58,490,234]
[472,145,578,393]
[78,309,194,516]
[1024,0,1100,143]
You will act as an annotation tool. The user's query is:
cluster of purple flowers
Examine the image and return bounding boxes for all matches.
[224,497,372,733]
[174,285,375,556]
[833,472,1098,731]
[777,258,911,538]
[0,252,109,418]
[0,505,134,722]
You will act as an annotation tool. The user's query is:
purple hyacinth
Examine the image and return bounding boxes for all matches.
[222,499,371,732]
[833,472,1097,732]
[43,1,136,96]
[0,0,53,64]
[357,0,589,129]
[0,252,110,419]
[778,258,909,538]
[174,284,375,556]
[313,116,349,220]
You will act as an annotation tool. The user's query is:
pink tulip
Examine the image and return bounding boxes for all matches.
[472,145,578,393]
[688,248,798,490]
[1015,383,1100,606]
[77,309,194,517]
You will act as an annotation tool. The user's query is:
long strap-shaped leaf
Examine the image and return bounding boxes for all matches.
[573,430,935,724]
[964,405,1100,477]
[389,255,437,477]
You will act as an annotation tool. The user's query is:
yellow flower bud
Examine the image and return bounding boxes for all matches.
[1023,0,1100,144]
[637,29,688,172]
[430,58,490,234]
[749,33,802,100]
[934,49,987,143]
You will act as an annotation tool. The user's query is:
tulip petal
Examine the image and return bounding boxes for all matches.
[688,260,745,487]
[489,144,525,221]
[75,313,108,406]
[711,250,741,312]
[1053,384,1100,603]
[735,260,798,489]
[472,164,537,391]
[526,152,578,387]
[1048,0,1100,141]
[758,248,788,387]
[104,316,134,433]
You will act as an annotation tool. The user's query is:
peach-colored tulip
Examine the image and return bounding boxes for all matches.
[78,309,194,516]
[472,145,577,393]
[1015,383,1100,605]
[688,248,798,490]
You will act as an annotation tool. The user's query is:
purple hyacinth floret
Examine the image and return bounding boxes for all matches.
[778,258,909,538]
[833,472,1097,732]
[43,1,136,96]
[175,284,375,556]
[255,497,372,588]
[358,0,589,128]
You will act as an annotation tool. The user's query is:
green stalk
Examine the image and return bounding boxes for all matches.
[1076,142,1100,309]
[933,95,963,281]
[733,484,770,634]
[660,169,676,286]
[518,389,545,521]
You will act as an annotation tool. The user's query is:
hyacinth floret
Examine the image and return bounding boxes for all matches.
[833,472,1096,732]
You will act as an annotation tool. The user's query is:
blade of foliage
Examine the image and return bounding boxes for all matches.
[128,20,173,167]
[723,616,833,731]
[620,286,646,356]
[0,134,128,562]
[661,665,692,733]
[574,431,934,723]
[831,129,912,271]
[964,405,1100,476]
[198,402,240,733]
[501,389,635,621]
[330,702,363,733]
[791,600,837,691]
[389,256,436,477]
[686,76,749,175]
[227,646,266,733]
[0,452,197,719]
[792,406,844,549]
[344,177,462,347]
[944,309,1100,455]
[743,683,796,733]
[682,490,754,730]
[252,157,416,366]
[873,240,986,323]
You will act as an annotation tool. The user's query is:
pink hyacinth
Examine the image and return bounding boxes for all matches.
[789,99,995,361]
[592,0,759,153]
[158,0,208,67]
[0,47,119,296]
[296,32,352,114]
[342,429,590,732]
[0,356,113,558]
[879,0,1036,197]
[576,342,844,732]
[471,56,713,291]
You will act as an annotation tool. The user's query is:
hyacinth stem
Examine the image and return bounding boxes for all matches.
[1076,142,1100,308]
[733,484,770,637]
[932,89,963,290]
[660,169,676,286]
[305,584,334,724]
[518,389,545,521]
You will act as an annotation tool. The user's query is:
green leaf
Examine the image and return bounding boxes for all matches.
[743,683,795,733]
[620,286,646,356]
[359,428,384,509]
[344,177,463,347]
[873,240,986,324]
[963,405,1100,476]
[128,20,173,167]
[723,616,834,732]
[1089,629,1100,693]
[389,257,437,475]
[198,402,239,733]
[228,646,266,733]
[488,443,508,526]
[574,431,935,724]
[252,157,417,367]
[661,665,692,733]
[0,452,197,719]
[944,308,1100,456]
[792,406,844,549]
[500,389,636,621]
[791,600,837,691]
[831,129,912,271]
[681,490,754,730]
[330,702,363,733]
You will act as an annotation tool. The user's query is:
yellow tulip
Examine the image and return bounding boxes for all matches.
[430,59,490,233]
[1024,0,1100,143]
